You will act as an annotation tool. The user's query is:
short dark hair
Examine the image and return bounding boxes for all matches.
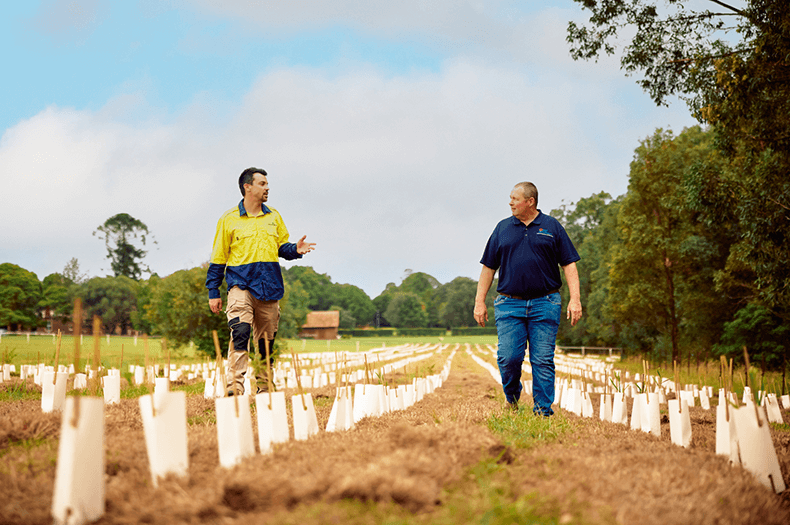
[514,182,538,206]
[239,167,267,196]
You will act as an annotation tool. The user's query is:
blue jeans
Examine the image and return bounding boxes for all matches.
[494,293,561,415]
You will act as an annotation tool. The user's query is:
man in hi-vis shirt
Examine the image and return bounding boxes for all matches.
[206,167,315,396]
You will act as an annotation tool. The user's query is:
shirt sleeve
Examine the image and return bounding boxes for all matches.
[479,225,501,270]
[205,215,231,298]
[556,225,581,266]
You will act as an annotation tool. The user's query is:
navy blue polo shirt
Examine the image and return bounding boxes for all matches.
[480,210,580,299]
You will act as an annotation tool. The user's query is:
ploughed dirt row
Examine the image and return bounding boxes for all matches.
[1,350,789,524]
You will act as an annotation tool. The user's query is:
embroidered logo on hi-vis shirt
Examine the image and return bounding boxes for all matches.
[536,228,554,237]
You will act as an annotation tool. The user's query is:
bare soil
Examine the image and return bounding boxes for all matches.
[1,351,788,525]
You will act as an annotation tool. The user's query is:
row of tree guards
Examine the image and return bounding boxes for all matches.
[26,298,787,523]
[467,344,786,495]
[46,299,454,525]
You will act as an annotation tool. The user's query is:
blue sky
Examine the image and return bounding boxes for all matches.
[1,0,699,298]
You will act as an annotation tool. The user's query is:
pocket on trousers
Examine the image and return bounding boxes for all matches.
[547,292,561,306]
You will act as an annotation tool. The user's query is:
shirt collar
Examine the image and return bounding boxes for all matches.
[238,200,271,217]
[509,209,543,226]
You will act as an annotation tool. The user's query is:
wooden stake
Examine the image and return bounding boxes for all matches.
[743,346,752,393]
[743,346,762,427]
[343,354,349,390]
[673,360,681,413]
[164,338,170,381]
[291,351,307,410]
[212,331,228,398]
[71,298,82,428]
[119,344,124,372]
[264,332,273,409]
[719,355,725,391]
[720,355,730,421]
[144,334,152,391]
[334,348,339,387]
[92,316,102,397]
[227,338,235,398]
[53,330,62,386]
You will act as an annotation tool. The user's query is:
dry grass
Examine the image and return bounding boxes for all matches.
[0,351,788,525]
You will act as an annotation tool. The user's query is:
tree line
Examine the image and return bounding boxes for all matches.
[552,126,787,376]
[0,259,495,357]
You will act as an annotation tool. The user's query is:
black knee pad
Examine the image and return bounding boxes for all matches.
[228,317,251,351]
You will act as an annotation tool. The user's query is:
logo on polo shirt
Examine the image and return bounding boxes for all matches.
[536,228,554,238]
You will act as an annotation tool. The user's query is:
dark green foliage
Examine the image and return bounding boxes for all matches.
[374,272,436,328]
[328,305,356,329]
[283,267,376,327]
[279,276,310,339]
[0,263,42,331]
[551,191,614,347]
[142,266,229,356]
[39,273,73,324]
[429,277,478,328]
[327,284,376,326]
[384,292,428,328]
[372,290,394,327]
[715,303,789,371]
[399,271,440,299]
[372,271,491,329]
[567,0,752,108]
[568,0,790,321]
[80,275,140,335]
[282,266,333,310]
[610,127,738,363]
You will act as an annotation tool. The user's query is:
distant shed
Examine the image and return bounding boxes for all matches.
[299,311,340,340]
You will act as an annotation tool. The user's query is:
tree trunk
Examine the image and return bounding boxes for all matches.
[663,255,680,365]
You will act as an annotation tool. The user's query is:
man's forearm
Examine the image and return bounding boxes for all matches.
[475,266,496,304]
[562,262,580,301]
[474,265,496,327]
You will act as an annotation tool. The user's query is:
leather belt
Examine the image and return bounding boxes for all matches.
[500,289,560,300]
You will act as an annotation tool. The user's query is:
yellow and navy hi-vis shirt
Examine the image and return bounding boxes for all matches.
[205,201,301,302]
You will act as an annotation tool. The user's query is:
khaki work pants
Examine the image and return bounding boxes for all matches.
[225,286,279,393]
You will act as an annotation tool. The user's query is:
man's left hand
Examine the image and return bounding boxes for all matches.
[567,298,582,327]
[296,235,316,255]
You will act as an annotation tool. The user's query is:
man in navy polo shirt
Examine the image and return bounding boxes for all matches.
[474,181,582,416]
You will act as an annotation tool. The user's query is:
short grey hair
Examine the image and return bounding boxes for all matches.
[514,182,538,206]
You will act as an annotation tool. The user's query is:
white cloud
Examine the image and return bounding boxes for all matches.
[184,0,510,38]
[28,0,107,43]
[0,51,695,295]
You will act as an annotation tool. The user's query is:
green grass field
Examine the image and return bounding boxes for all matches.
[2,332,781,398]
[0,333,185,370]
[0,333,498,370]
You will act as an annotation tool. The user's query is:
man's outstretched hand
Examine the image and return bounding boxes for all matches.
[296,235,316,255]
